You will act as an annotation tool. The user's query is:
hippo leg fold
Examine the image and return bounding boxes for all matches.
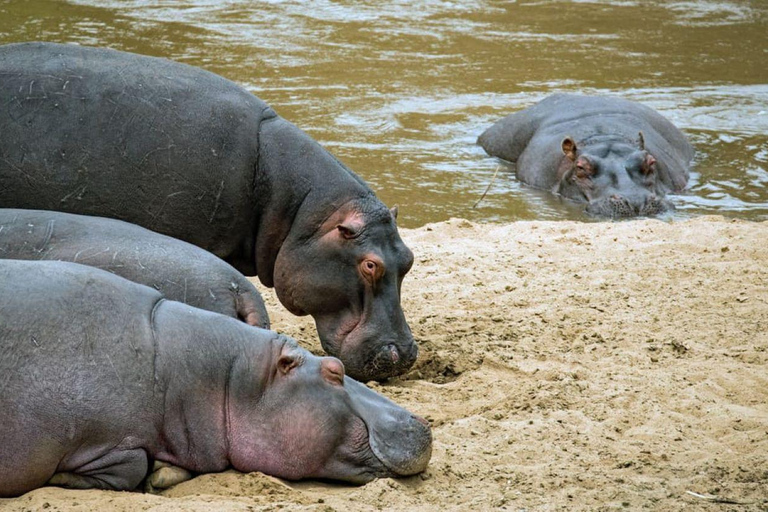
[47,449,149,492]
[144,461,194,493]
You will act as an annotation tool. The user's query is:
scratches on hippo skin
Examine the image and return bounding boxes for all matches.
[150,298,165,396]
[34,219,55,253]
[208,180,225,224]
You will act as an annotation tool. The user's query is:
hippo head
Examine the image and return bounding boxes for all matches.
[228,338,432,483]
[555,133,674,218]
[273,197,417,382]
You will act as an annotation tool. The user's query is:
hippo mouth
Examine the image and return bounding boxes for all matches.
[317,317,419,382]
[344,327,419,382]
[586,194,674,219]
[345,378,432,479]
[367,413,432,477]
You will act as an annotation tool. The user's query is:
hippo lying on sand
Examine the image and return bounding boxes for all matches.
[0,260,432,497]
[0,208,269,328]
[478,94,694,218]
[0,42,414,381]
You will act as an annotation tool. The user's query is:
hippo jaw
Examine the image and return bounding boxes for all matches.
[345,377,432,478]
[585,194,675,219]
[315,306,419,382]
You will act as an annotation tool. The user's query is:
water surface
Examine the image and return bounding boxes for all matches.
[1,0,766,226]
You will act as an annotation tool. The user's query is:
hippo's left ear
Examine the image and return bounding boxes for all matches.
[561,137,578,161]
[390,206,398,220]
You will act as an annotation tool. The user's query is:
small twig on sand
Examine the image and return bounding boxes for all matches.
[473,165,501,209]
[685,490,752,505]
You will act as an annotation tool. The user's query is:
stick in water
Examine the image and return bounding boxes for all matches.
[473,165,502,209]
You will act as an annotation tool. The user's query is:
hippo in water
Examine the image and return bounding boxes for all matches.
[0,208,269,328]
[0,42,415,381]
[478,94,694,218]
[0,260,432,497]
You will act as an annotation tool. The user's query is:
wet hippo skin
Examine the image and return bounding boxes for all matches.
[478,94,694,218]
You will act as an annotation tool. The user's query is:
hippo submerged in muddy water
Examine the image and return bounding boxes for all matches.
[478,94,694,218]
[0,208,269,328]
[0,42,415,381]
[0,260,432,498]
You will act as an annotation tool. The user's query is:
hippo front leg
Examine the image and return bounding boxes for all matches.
[144,461,194,493]
[47,448,149,492]
[231,283,271,329]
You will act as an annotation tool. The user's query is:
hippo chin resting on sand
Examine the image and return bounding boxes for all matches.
[478,94,694,218]
[0,208,269,328]
[0,260,432,498]
[0,42,415,381]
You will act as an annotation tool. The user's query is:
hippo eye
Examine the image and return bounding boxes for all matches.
[575,162,593,179]
[360,258,384,284]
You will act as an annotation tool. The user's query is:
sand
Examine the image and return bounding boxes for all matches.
[2,216,767,511]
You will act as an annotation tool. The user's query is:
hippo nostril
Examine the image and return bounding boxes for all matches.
[412,414,430,428]
[389,344,400,364]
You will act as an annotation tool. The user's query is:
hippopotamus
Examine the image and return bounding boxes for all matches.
[0,42,415,381]
[478,94,694,218]
[0,259,432,498]
[0,208,269,328]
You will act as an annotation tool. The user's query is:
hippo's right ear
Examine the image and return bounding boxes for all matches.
[561,137,578,161]
[278,354,298,375]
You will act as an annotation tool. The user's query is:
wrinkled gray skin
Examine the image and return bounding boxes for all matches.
[0,208,269,328]
[0,42,415,381]
[0,260,432,498]
[478,94,694,218]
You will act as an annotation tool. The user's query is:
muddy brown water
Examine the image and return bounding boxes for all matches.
[1,0,766,227]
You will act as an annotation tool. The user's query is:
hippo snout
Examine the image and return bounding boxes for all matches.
[362,340,419,382]
[586,194,674,218]
[346,377,432,479]
[370,413,433,477]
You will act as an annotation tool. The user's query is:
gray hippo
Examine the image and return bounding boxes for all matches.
[0,42,415,382]
[478,94,694,218]
[0,259,432,498]
[0,208,269,328]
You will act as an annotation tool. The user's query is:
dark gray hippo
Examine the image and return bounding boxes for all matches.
[0,260,432,498]
[0,42,415,381]
[478,94,694,218]
[0,208,269,328]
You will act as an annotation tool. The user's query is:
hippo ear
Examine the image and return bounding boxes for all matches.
[390,206,399,220]
[638,131,645,150]
[278,354,298,375]
[337,213,364,239]
[561,137,577,161]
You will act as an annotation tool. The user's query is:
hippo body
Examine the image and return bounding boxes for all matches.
[0,260,431,498]
[478,94,694,218]
[0,42,415,381]
[0,208,268,328]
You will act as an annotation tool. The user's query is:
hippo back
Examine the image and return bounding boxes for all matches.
[0,42,269,261]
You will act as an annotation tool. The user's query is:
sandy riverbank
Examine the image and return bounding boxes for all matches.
[2,216,767,511]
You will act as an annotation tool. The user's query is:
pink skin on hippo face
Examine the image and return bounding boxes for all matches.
[227,339,432,482]
[274,199,416,382]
